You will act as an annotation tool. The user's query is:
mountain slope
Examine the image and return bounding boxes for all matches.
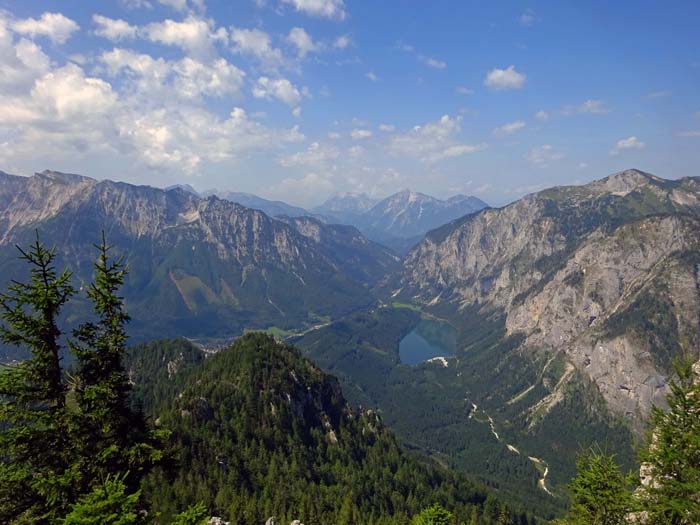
[315,190,488,252]
[0,170,391,350]
[130,333,537,524]
[211,191,311,218]
[381,168,700,488]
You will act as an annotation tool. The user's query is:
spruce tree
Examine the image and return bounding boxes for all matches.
[563,446,632,525]
[69,234,164,497]
[640,357,700,524]
[410,503,453,525]
[0,233,75,523]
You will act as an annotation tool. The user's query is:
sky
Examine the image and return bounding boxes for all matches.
[0,0,698,207]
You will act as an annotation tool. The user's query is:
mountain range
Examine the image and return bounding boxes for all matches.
[0,170,396,350]
[181,186,489,253]
[2,166,699,517]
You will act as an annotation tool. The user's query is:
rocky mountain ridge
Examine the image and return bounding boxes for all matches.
[0,170,396,350]
[394,169,700,427]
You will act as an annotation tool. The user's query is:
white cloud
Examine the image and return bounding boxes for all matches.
[32,63,117,119]
[267,172,334,207]
[92,14,138,41]
[455,86,473,96]
[525,144,564,166]
[610,136,645,155]
[420,56,447,69]
[562,99,610,115]
[0,17,51,94]
[145,16,225,59]
[280,0,347,20]
[535,110,549,121]
[173,57,245,99]
[327,131,341,139]
[252,76,302,106]
[230,27,283,65]
[365,72,378,82]
[100,48,244,100]
[378,124,395,132]
[677,130,700,137]
[388,114,487,162]
[158,0,188,11]
[333,34,351,49]
[287,27,319,58]
[519,9,539,26]
[484,65,526,90]
[279,141,339,167]
[493,120,525,137]
[351,129,373,140]
[12,12,79,44]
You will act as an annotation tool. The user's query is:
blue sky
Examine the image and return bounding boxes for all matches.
[0,0,698,206]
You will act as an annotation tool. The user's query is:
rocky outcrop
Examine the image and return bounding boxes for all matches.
[395,170,700,428]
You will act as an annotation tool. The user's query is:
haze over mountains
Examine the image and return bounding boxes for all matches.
[182,184,489,253]
[1,166,699,516]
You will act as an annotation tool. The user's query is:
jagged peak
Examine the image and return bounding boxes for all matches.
[36,169,95,184]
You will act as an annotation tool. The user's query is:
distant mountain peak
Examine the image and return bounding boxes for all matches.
[37,170,94,184]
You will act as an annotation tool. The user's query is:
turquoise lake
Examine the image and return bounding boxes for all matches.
[399,319,457,365]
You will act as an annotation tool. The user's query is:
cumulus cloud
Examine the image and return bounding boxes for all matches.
[287,27,319,58]
[535,110,549,121]
[365,72,378,82]
[455,86,473,96]
[388,115,487,162]
[93,14,138,41]
[12,12,79,44]
[252,76,302,106]
[0,27,303,176]
[100,48,244,100]
[145,16,226,59]
[525,144,564,166]
[350,129,372,140]
[493,120,525,137]
[230,27,283,66]
[280,0,347,20]
[484,65,525,90]
[378,124,395,132]
[610,136,645,155]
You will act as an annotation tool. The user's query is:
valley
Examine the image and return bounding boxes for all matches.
[1,167,699,520]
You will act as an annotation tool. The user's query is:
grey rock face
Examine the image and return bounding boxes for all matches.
[396,169,700,427]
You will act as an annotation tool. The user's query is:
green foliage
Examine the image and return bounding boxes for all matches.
[562,446,632,525]
[69,235,165,497]
[410,503,453,525]
[0,232,76,522]
[170,503,209,525]
[639,357,700,524]
[135,333,529,525]
[60,474,141,525]
[0,233,164,523]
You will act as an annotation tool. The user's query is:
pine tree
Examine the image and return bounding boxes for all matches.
[60,474,141,525]
[639,357,700,524]
[69,234,165,497]
[0,233,75,522]
[563,446,632,525]
[410,503,453,525]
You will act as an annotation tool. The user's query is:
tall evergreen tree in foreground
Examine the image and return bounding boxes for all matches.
[0,234,75,522]
[561,446,631,525]
[639,357,700,524]
[68,234,165,503]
